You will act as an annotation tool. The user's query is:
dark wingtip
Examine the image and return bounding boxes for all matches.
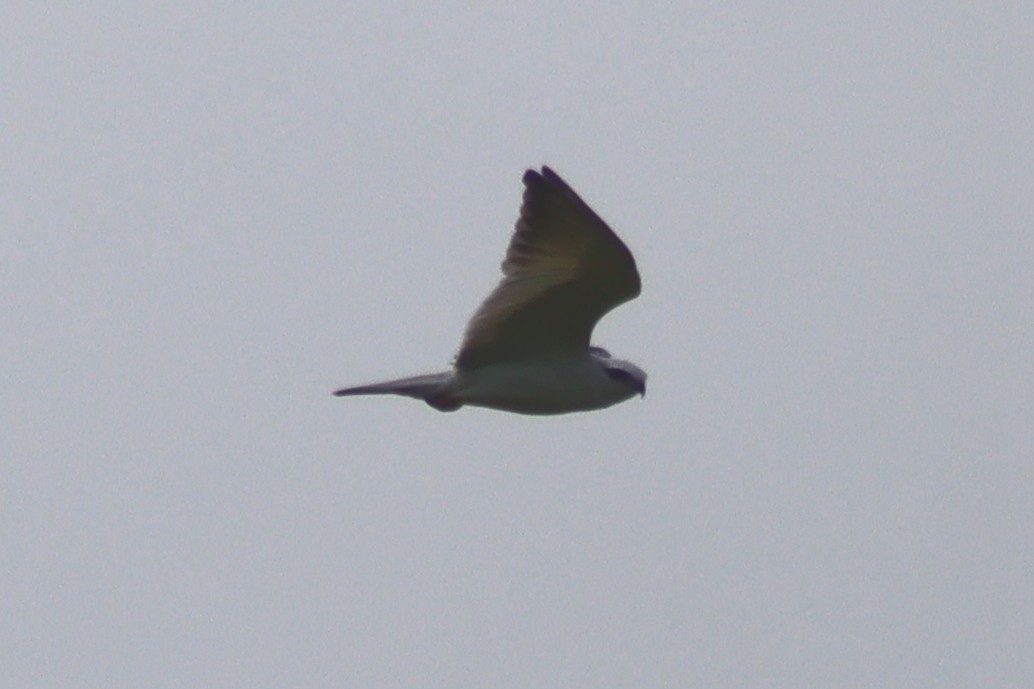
[524,165,559,183]
[522,167,544,186]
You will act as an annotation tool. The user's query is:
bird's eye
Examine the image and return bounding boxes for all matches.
[604,367,633,383]
[604,366,645,396]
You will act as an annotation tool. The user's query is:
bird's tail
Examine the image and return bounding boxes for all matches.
[332,372,460,411]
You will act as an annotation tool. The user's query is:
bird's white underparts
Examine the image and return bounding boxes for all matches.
[334,166,645,415]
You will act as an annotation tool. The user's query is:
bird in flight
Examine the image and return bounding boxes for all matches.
[334,166,645,415]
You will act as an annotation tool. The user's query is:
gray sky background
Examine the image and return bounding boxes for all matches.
[4,3,1033,688]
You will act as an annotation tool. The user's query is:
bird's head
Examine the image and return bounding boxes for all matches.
[594,351,647,399]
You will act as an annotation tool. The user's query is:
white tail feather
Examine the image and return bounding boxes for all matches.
[333,372,459,411]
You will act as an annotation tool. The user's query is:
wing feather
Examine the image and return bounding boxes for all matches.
[455,167,640,369]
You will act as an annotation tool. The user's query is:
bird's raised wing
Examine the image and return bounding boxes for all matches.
[455,167,640,370]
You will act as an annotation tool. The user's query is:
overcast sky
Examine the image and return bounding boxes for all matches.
[4,3,1033,688]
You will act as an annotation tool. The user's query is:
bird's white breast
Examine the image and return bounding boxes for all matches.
[450,357,632,415]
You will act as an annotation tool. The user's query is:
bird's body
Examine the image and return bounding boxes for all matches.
[334,166,646,415]
[337,351,645,415]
